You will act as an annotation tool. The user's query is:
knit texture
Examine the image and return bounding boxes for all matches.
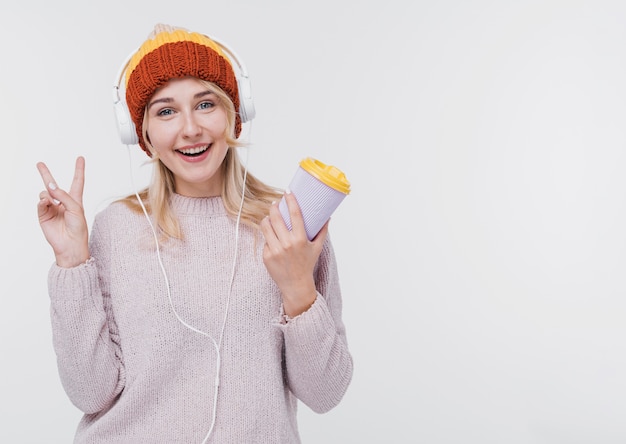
[125,28,241,156]
[47,195,352,443]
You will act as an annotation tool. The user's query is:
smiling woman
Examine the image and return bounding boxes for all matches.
[144,79,232,197]
[34,23,353,444]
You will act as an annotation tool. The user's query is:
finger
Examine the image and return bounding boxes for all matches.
[36,161,81,212]
[37,194,59,220]
[36,161,58,191]
[38,190,60,206]
[36,162,65,205]
[68,156,85,203]
[283,190,307,239]
[47,186,84,213]
[260,215,280,251]
[268,199,292,240]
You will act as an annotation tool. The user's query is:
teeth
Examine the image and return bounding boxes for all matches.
[178,145,208,155]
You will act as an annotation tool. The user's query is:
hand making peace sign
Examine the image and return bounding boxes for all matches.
[36,156,90,268]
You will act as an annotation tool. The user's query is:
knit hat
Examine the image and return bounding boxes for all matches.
[125,24,241,156]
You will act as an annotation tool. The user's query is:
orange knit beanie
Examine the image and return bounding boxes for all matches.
[125,24,241,156]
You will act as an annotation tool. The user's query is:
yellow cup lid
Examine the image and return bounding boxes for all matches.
[299,157,351,194]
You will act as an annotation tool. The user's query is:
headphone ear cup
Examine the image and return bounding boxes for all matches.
[114,99,139,145]
[237,76,255,123]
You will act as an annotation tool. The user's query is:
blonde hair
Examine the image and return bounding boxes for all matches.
[119,79,282,240]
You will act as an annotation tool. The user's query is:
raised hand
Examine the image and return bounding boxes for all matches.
[36,156,90,268]
[261,190,329,317]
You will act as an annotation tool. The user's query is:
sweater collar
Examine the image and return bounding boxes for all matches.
[170,193,227,216]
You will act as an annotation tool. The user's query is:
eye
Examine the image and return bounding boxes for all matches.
[198,101,215,110]
[157,108,174,117]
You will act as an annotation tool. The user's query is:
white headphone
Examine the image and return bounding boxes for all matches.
[112,34,256,145]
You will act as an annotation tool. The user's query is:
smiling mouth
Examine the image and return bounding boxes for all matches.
[177,145,210,157]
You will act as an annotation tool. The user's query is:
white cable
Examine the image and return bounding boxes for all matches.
[217,146,249,349]
[125,134,251,444]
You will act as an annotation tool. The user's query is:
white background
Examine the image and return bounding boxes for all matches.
[2,0,626,442]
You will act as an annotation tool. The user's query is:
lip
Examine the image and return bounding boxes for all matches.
[176,143,211,163]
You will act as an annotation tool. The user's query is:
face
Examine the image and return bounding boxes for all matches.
[144,77,230,197]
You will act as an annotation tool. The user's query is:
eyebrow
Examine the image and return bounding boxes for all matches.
[147,90,216,111]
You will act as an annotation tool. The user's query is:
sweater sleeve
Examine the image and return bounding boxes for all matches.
[48,213,125,414]
[277,237,353,413]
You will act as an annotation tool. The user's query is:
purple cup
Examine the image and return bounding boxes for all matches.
[279,158,350,240]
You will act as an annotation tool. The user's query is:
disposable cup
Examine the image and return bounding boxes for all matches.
[279,157,350,240]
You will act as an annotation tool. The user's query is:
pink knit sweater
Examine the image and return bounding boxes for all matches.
[48,194,353,443]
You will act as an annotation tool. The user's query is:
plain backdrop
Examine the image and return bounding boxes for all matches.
[2,0,626,443]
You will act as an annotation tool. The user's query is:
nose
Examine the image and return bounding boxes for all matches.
[181,111,202,138]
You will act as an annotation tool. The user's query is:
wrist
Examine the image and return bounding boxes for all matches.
[282,290,317,318]
[55,250,90,268]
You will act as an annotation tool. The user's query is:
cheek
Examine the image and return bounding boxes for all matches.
[144,122,173,151]
[207,109,230,135]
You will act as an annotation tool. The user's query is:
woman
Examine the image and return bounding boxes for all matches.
[36,23,352,443]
